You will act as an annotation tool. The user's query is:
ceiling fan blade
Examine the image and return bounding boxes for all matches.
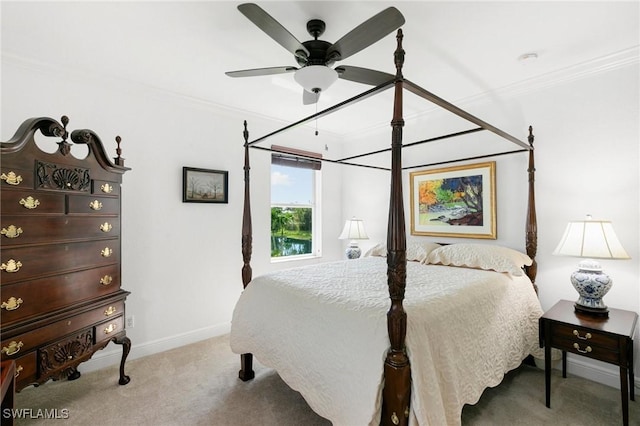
[225,66,298,78]
[302,90,319,105]
[238,3,309,61]
[326,7,405,62]
[335,66,394,86]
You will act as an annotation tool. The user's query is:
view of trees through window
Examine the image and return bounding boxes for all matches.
[271,163,316,258]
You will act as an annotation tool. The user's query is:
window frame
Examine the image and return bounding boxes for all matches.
[270,151,322,262]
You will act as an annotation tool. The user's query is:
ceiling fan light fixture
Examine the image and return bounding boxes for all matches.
[294,65,339,93]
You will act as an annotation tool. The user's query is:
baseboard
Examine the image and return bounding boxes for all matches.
[78,322,231,374]
[565,356,640,390]
[79,326,640,392]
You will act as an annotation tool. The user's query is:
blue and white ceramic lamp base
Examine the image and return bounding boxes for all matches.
[571,259,612,317]
[345,242,362,259]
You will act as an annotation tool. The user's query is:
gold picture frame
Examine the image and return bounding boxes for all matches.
[409,161,496,239]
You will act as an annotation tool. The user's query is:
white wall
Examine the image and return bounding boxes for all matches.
[341,61,640,388]
[2,4,638,391]
[1,57,346,371]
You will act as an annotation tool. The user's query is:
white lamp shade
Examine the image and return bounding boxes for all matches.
[294,65,339,93]
[339,218,369,240]
[553,219,630,259]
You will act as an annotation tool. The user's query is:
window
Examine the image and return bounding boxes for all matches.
[270,146,321,259]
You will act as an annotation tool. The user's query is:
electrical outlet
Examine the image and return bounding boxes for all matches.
[126,315,135,328]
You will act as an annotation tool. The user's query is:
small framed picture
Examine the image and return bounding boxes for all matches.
[409,161,496,239]
[182,167,228,203]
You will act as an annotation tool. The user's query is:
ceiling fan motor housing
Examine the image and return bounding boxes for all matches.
[294,19,339,67]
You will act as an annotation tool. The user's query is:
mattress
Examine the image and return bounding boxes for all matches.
[230,256,543,425]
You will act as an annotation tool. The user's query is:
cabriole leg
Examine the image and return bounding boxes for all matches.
[113,335,131,385]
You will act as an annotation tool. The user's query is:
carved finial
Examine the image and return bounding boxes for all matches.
[57,115,71,155]
[528,125,534,147]
[394,29,405,78]
[114,135,125,166]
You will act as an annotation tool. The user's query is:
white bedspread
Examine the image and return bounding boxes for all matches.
[230,257,543,425]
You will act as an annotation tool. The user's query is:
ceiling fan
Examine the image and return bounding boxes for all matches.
[225,3,404,105]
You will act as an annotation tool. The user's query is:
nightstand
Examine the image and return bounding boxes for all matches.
[539,299,638,426]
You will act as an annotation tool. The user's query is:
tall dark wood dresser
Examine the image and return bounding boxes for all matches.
[1,116,131,391]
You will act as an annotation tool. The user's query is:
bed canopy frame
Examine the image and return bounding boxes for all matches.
[238,29,537,426]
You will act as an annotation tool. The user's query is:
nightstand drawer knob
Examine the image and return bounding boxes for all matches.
[573,343,592,354]
[573,330,592,340]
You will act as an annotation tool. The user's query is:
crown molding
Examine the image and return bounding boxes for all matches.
[3,46,638,141]
[345,46,640,139]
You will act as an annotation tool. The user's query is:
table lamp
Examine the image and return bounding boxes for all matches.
[553,215,630,316]
[339,217,369,259]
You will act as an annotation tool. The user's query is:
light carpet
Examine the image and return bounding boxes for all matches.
[11,334,639,425]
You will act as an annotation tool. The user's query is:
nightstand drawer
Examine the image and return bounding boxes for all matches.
[551,333,621,364]
[550,322,619,348]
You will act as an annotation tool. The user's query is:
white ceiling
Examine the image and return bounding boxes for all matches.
[2,1,639,138]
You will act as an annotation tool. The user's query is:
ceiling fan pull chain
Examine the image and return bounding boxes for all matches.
[315,91,319,136]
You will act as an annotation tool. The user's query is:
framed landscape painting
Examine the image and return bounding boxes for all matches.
[182,167,228,203]
[410,161,496,239]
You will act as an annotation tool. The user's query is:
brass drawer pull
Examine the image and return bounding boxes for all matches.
[100,222,112,232]
[1,225,23,239]
[101,183,113,194]
[14,365,23,378]
[573,330,592,340]
[100,275,113,286]
[1,296,23,311]
[19,196,40,209]
[1,171,23,185]
[573,343,592,354]
[1,259,22,273]
[104,323,117,334]
[101,247,113,257]
[1,341,24,356]
[104,306,117,316]
[89,200,103,211]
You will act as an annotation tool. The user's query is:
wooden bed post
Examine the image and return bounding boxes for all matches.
[525,126,538,292]
[239,120,255,381]
[381,29,411,426]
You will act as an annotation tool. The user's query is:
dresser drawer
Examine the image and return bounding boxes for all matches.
[1,216,121,246]
[0,168,33,188]
[12,351,37,390]
[1,239,119,284]
[67,195,120,215]
[1,190,65,214]
[92,180,120,197]
[39,328,94,380]
[1,300,125,361]
[95,316,125,344]
[1,265,121,325]
[549,322,622,364]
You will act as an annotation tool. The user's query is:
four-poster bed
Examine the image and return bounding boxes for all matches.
[231,30,542,426]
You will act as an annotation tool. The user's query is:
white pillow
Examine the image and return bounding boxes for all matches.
[425,243,532,276]
[363,241,441,262]
[406,241,441,262]
[363,243,386,258]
